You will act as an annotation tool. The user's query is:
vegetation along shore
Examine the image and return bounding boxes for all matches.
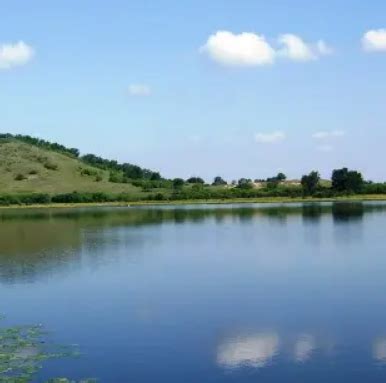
[1,133,386,208]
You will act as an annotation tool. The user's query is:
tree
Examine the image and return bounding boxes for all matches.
[212,176,227,186]
[172,178,185,190]
[267,172,286,183]
[237,178,253,189]
[332,168,364,193]
[301,171,320,195]
[192,183,204,192]
[150,172,161,181]
[187,177,204,184]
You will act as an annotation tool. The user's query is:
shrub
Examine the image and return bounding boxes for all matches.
[51,192,112,203]
[44,162,58,171]
[0,193,51,205]
[81,168,98,177]
[14,173,26,181]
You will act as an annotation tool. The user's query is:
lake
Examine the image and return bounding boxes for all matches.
[2,202,386,382]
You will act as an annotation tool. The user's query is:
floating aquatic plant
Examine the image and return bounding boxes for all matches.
[0,316,96,383]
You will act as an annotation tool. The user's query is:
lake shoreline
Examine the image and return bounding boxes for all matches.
[1,194,386,210]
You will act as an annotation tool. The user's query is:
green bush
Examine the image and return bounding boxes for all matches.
[0,193,51,205]
[44,162,58,171]
[14,173,26,181]
[81,168,98,177]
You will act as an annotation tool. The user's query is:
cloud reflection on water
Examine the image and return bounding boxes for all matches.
[373,337,386,363]
[217,332,280,369]
[293,334,316,363]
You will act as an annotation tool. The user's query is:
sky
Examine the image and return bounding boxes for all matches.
[1,0,386,181]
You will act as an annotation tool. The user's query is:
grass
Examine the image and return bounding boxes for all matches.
[0,140,142,195]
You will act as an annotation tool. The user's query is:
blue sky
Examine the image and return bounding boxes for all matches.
[1,0,386,181]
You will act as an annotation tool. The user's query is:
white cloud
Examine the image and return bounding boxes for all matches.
[255,131,286,144]
[217,333,280,369]
[201,31,332,67]
[0,41,34,70]
[278,34,333,61]
[312,130,345,140]
[278,34,316,61]
[362,29,386,52]
[128,84,152,96]
[316,40,334,56]
[200,31,275,66]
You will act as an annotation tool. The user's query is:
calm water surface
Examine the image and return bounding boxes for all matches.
[2,202,386,382]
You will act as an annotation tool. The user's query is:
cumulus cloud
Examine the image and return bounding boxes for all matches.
[278,34,333,61]
[294,334,316,363]
[200,31,332,66]
[362,29,386,52]
[217,333,280,369]
[128,84,152,96]
[200,31,275,66]
[312,130,345,140]
[0,41,34,70]
[278,34,316,61]
[255,131,286,144]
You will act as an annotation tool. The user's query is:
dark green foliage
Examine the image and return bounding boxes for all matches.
[172,178,185,189]
[332,168,364,193]
[44,161,59,171]
[150,172,161,181]
[153,192,166,201]
[212,176,227,186]
[187,177,205,184]
[0,193,51,205]
[192,183,204,192]
[157,184,304,201]
[267,172,287,183]
[0,133,80,157]
[80,168,99,177]
[132,179,171,189]
[51,192,111,204]
[14,173,26,181]
[362,182,386,194]
[81,154,160,180]
[301,171,321,195]
[266,181,279,190]
[237,178,253,189]
[108,172,126,183]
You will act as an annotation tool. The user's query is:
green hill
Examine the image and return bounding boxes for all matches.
[0,134,155,196]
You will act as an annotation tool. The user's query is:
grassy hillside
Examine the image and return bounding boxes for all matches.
[1,134,383,207]
[0,138,144,195]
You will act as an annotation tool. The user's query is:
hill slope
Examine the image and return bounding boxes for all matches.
[0,138,144,195]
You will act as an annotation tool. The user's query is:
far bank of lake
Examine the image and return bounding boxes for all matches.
[2,193,386,210]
